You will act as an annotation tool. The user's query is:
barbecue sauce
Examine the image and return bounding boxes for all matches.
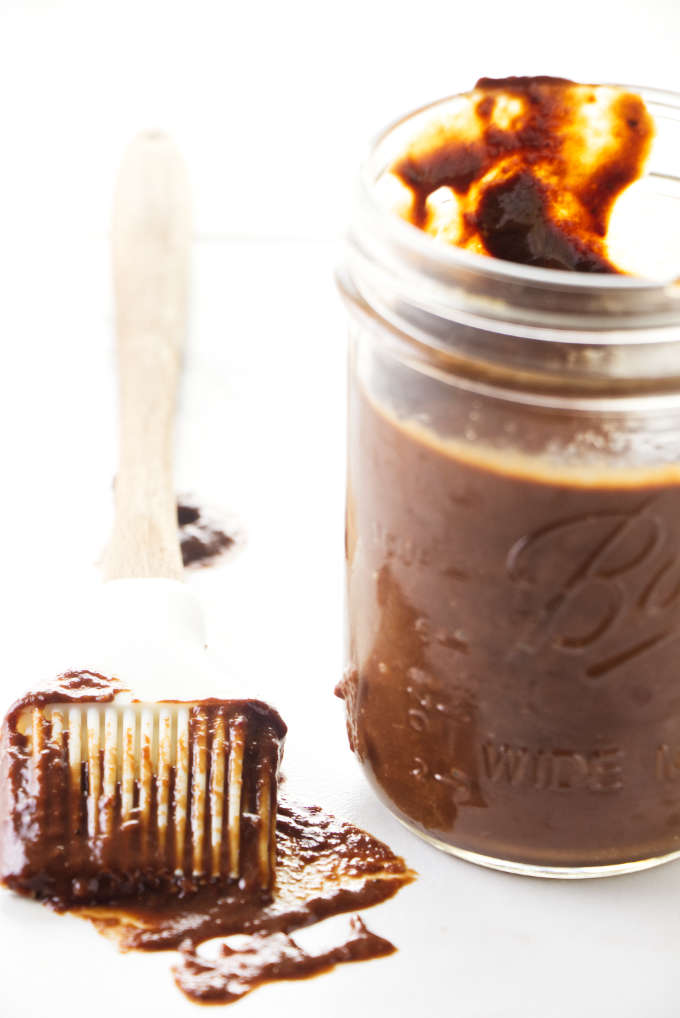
[82,801,412,1004]
[341,384,680,867]
[391,77,654,271]
[177,500,235,569]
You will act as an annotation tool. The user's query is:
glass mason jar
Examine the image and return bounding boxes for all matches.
[337,85,680,877]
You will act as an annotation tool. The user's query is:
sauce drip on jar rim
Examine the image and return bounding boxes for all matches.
[390,76,654,272]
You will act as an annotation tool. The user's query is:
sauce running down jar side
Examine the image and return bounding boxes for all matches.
[337,83,680,876]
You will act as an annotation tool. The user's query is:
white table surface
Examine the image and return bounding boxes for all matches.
[1,2,680,1015]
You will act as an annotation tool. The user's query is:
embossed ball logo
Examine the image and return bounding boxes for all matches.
[506,502,680,677]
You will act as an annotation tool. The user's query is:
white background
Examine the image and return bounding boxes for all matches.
[0,2,679,1016]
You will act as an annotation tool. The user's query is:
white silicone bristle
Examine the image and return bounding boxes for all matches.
[31,708,45,795]
[102,707,118,837]
[157,706,172,851]
[121,707,136,821]
[86,707,101,838]
[174,706,190,873]
[68,707,82,834]
[190,709,208,875]
[227,716,246,879]
[50,708,65,759]
[209,713,227,877]
[139,708,154,844]
[257,767,273,888]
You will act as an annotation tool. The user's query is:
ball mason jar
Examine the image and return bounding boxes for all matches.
[337,86,680,877]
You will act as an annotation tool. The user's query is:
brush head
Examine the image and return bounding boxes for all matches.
[0,673,286,908]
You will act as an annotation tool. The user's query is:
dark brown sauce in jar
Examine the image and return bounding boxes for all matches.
[341,387,680,869]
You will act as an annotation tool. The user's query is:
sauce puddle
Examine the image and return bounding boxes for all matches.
[75,800,414,1005]
[175,917,395,1004]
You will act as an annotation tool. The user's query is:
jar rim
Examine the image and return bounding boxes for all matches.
[344,83,680,395]
[356,82,680,297]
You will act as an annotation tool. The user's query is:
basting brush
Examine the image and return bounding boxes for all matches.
[0,132,285,908]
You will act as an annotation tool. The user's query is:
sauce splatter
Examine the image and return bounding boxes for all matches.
[177,500,236,569]
[76,800,414,1004]
[175,916,395,1004]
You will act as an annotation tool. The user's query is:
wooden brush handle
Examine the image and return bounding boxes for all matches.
[104,132,190,581]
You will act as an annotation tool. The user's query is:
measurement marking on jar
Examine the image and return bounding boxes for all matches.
[372,522,433,567]
[480,742,624,792]
[411,757,475,805]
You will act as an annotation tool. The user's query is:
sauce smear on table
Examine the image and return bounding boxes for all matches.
[78,800,414,1005]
